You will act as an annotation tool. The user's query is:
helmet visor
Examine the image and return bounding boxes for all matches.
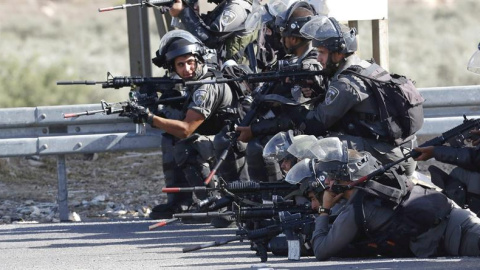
[309,137,346,162]
[306,0,329,16]
[467,45,480,75]
[300,15,335,41]
[267,0,296,20]
[287,135,320,160]
[245,0,265,31]
[263,131,291,161]
[285,158,314,184]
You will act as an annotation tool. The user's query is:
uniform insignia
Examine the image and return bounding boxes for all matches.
[221,10,237,26]
[324,87,339,105]
[194,89,208,106]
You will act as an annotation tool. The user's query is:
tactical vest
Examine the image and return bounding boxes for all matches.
[352,177,453,257]
[192,69,244,135]
[339,61,424,146]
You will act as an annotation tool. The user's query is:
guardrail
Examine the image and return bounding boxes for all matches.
[1,85,479,221]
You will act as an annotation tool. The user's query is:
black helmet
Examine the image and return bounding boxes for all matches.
[152,30,216,71]
[279,1,315,38]
[300,16,357,54]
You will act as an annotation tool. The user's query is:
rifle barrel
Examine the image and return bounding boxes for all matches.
[182,236,242,253]
[57,81,103,85]
[173,211,233,218]
[63,109,105,118]
[162,187,211,193]
[148,218,178,230]
[98,3,141,12]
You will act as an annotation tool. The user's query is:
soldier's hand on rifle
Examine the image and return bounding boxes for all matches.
[124,102,152,124]
[301,80,317,98]
[413,146,434,161]
[169,0,183,17]
[470,129,480,146]
[236,126,253,142]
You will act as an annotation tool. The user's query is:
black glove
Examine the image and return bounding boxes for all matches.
[123,102,150,124]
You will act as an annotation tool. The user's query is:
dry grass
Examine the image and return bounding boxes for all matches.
[1,0,479,108]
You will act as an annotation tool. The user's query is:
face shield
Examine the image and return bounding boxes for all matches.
[267,0,296,20]
[244,0,265,32]
[285,158,327,194]
[299,15,336,42]
[285,158,315,185]
[309,137,347,162]
[263,131,293,161]
[286,135,321,160]
[267,0,297,33]
[306,0,329,16]
[467,43,480,75]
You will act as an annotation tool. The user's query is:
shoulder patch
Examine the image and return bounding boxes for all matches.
[193,89,208,107]
[324,86,340,105]
[221,10,237,27]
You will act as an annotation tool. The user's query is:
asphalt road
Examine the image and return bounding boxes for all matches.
[1,219,480,270]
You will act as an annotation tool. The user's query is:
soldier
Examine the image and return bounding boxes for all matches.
[128,30,247,225]
[254,1,286,72]
[235,1,324,182]
[278,15,418,176]
[413,43,480,216]
[305,137,480,260]
[168,0,257,66]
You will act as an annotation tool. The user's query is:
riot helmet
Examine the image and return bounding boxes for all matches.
[152,30,217,77]
[286,134,322,160]
[467,42,480,75]
[263,130,295,162]
[285,158,328,200]
[298,137,380,182]
[263,130,317,161]
[279,1,316,38]
[300,16,357,54]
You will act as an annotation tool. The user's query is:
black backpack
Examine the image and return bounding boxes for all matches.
[343,62,425,146]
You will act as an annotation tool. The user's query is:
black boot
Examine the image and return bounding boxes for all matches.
[149,199,192,220]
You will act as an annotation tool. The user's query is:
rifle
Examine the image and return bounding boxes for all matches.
[58,70,326,119]
[57,70,327,90]
[57,72,184,90]
[173,202,313,223]
[163,180,298,209]
[182,211,315,262]
[98,0,174,12]
[335,115,480,192]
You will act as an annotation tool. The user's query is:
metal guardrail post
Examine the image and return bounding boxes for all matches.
[57,154,69,221]
[126,0,152,77]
